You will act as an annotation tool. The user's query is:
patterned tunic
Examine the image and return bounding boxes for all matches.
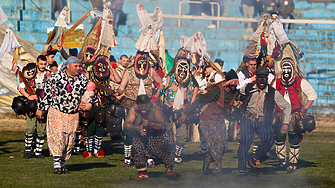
[38,70,97,113]
[163,74,195,108]
[124,67,152,101]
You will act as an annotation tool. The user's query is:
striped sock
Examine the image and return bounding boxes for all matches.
[86,136,94,153]
[35,135,45,156]
[24,134,34,152]
[175,145,183,157]
[94,136,103,154]
[53,155,61,168]
[124,144,132,161]
[73,131,82,152]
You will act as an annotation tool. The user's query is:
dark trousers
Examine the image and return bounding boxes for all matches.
[51,0,63,19]
[237,117,274,171]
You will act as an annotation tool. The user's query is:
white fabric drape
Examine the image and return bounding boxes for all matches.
[172,87,184,111]
[0,29,21,61]
[0,6,8,25]
[135,2,158,52]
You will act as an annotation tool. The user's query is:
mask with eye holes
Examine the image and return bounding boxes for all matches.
[175,58,190,84]
[280,57,296,86]
[93,55,111,81]
[22,63,37,80]
[134,53,149,76]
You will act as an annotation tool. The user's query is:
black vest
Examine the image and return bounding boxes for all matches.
[242,83,275,126]
[240,68,251,78]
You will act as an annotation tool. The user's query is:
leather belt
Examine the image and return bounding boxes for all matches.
[245,111,264,122]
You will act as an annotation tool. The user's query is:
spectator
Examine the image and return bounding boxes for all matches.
[208,0,224,28]
[104,0,125,36]
[277,0,294,33]
[241,0,255,31]
[254,0,263,17]
[51,0,64,22]
[90,0,103,11]
[263,0,279,15]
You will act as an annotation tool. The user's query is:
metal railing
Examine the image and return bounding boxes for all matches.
[178,1,220,28]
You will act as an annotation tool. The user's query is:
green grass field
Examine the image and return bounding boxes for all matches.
[0,131,335,188]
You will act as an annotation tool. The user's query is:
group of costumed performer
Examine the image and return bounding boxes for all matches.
[237,12,317,174]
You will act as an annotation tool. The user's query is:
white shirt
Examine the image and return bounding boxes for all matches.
[195,75,207,90]
[237,71,275,89]
[282,79,317,104]
[208,71,223,83]
[19,72,45,90]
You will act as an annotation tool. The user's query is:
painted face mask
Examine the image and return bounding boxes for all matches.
[256,75,268,90]
[22,63,37,80]
[282,63,293,81]
[175,58,190,84]
[281,58,296,86]
[93,55,111,81]
[135,54,149,76]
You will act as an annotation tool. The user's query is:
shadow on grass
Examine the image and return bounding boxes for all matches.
[102,140,124,156]
[180,148,235,163]
[0,139,24,155]
[147,171,181,180]
[67,162,116,172]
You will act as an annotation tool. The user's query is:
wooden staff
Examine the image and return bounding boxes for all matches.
[64,10,91,37]
[204,55,225,79]
[46,10,91,46]
[95,83,116,95]
[18,71,37,102]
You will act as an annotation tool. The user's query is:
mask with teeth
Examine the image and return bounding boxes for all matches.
[175,58,190,84]
[135,53,149,76]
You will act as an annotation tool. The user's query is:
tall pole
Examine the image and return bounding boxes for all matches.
[67,0,71,23]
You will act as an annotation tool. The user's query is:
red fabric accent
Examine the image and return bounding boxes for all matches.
[111,62,118,69]
[275,78,302,113]
[96,23,102,47]
[246,67,255,77]
[151,95,158,102]
[97,150,105,157]
[260,32,267,46]
[139,171,147,176]
[83,151,89,158]
[153,69,163,88]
